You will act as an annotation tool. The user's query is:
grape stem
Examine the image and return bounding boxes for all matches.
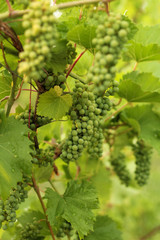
[140,225,160,240]
[48,179,59,194]
[69,72,85,84]
[0,96,9,102]
[104,102,130,122]
[1,41,18,116]
[5,0,13,14]
[32,175,56,240]
[6,73,17,117]
[0,0,114,20]
[66,50,87,79]
[133,62,138,71]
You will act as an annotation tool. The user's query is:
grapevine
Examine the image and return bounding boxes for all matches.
[0,0,159,240]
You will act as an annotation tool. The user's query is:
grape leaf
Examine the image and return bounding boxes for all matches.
[0,39,19,70]
[134,25,160,46]
[123,25,160,62]
[138,61,160,78]
[120,105,160,154]
[91,164,112,204]
[37,86,72,120]
[85,215,122,240]
[123,42,160,62]
[58,7,81,35]
[67,24,96,49]
[45,180,99,238]
[48,40,68,74]
[0,70,13,100]
[118,71,160,102]
[0,113,32,199]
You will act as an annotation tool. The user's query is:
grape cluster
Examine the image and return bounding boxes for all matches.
[95,96,112,116]
[61,81,103,163]
[132,140,152,186]
[87,13,130,96]
[38,72,67,92]
[18,0,58,82]
[66,43,77,65]
[35,42,76,92]
[56,220,75,238]
[19,218,43,240]
[16,110,51,130]
[111,153,131,186]
[0,178,29,230]
[31,146,55,167]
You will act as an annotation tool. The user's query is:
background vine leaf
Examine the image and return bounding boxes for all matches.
[0,114,32,199]
[85,215,122,240]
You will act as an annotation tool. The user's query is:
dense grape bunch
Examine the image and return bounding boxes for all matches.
[95,96,112,116]
[111,153,131,186]
[0,177,29,230]
[42,73,66,91]
[132,140,152,186]
[16,110,51,130]
[31,146,55,167]
[35,43,76,92]
[88,13,130,96]
[66,43,77,65]
[19,218,43,240]
[18,0,58,82]
[60,81,103,163]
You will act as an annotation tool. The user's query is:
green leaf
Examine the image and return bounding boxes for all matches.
[73,47,93,76]
[0,1,8,13]
[34,165,53,183]
[0,70,12,100]
[124,42,160,62]
[37,86,72,120]
[138,61,160,78]
[58,8,81,37]
[118,72,160,102]
[85,215,122,240]
[0,39,19,70]
[0,114,32,199]
[91,164,112,204]
[123,25,160,62]
[48,40,68,74]
[121,105,160,154]
[67,24,96,49]
[45,180,99,238]
[134,25,160,46]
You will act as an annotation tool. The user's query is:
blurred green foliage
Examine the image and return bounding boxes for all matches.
[104,1,160,240]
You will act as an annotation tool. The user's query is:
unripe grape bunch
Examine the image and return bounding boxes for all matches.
[31,146,55,167]
[18,0,58,82]
[19,217,43,240]
[111,153,131,186]
[16,110,51,130]
[132,140,152,186]
[36,43,76,92]
[88,13,130,96]
[61,81,103,163]
[0,178,29,230]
